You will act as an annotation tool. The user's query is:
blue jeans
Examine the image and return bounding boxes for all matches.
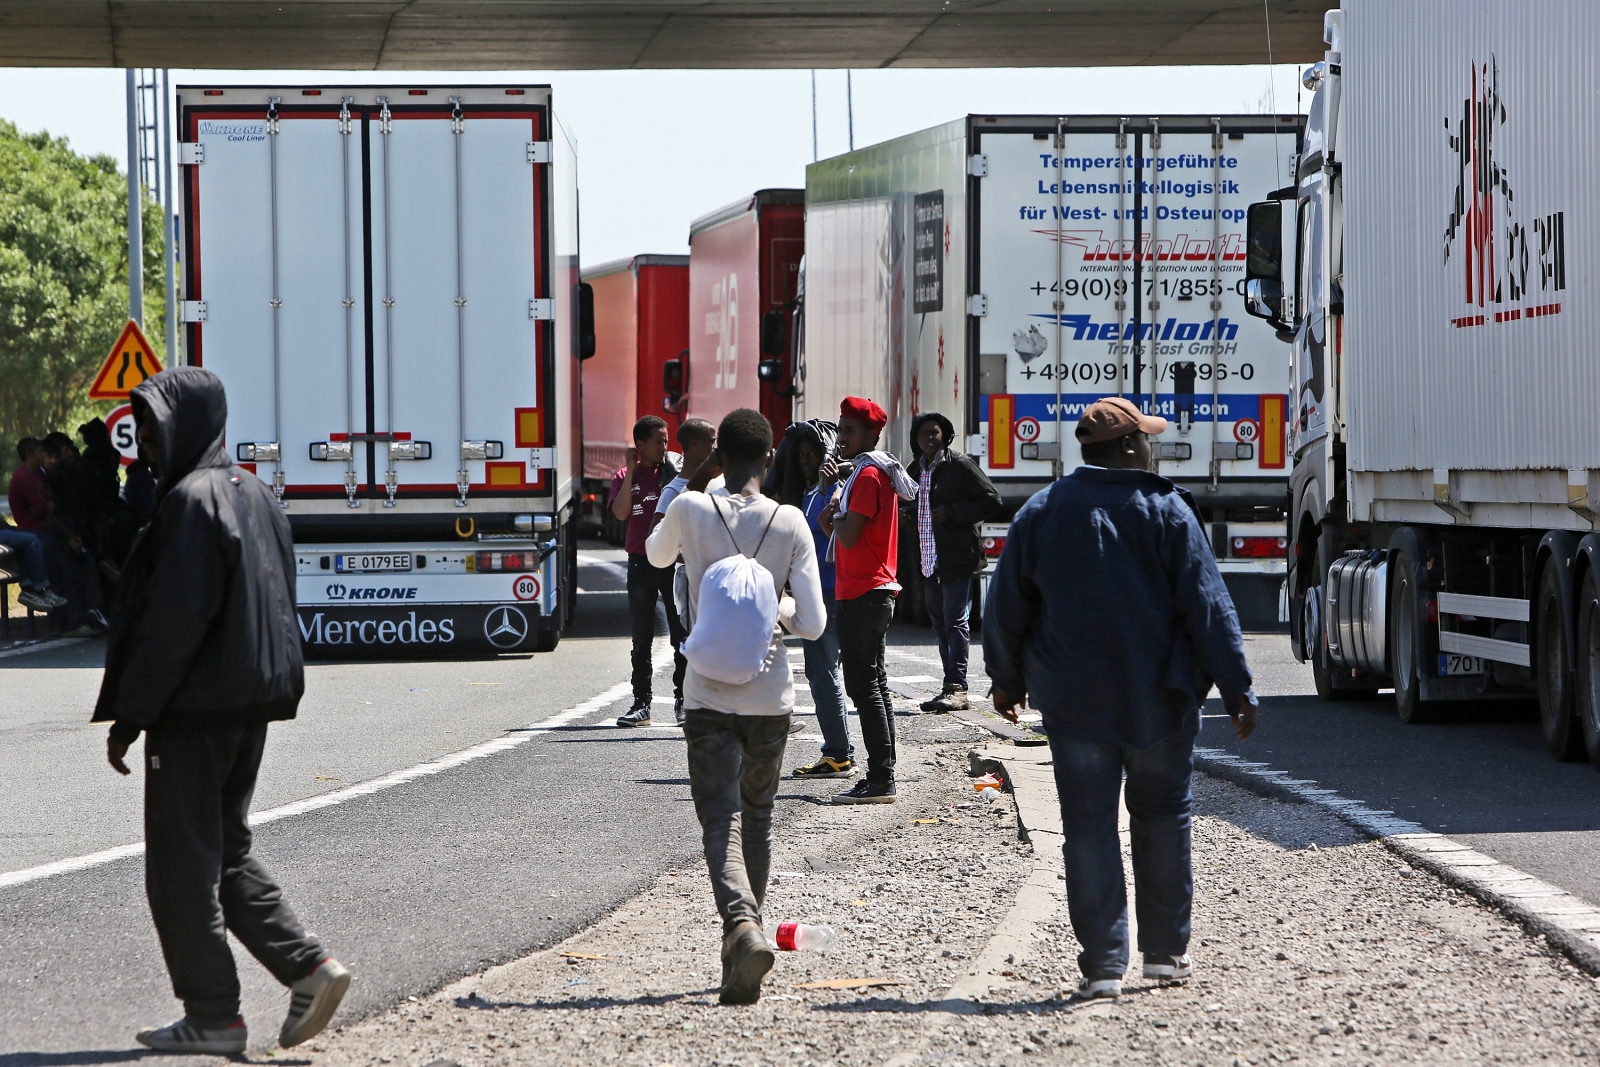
[0,528,49,589]
[921,574,971,688]
[802,594,852,761]
[1048,729,1193,980]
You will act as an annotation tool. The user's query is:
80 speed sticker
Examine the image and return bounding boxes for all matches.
[512,574,542,601]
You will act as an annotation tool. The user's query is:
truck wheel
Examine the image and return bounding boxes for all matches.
[1390,551,1436,724]
[1578,568,1600,769]
[1535,563,1584,760]
[533,628,560,653]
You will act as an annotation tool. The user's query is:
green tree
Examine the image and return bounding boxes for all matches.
[0,119,165,483]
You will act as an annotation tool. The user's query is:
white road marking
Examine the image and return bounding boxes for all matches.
[0,640,673,892]
[890,675,938,684]
[576,553,629,582]
[1196,747,1600,974]
[0,636,91,661]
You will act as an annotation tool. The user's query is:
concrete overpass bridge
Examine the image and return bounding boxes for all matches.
[1,1,1325,69]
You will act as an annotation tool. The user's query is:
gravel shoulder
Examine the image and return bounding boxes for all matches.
[299,717,1600,1067]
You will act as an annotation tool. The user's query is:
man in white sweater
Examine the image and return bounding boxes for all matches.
[645,408,826,1005]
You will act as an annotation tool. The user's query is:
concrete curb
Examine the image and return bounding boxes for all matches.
[1195,746,1600,977]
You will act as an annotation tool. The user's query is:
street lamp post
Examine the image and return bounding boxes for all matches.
[124,69,143,327]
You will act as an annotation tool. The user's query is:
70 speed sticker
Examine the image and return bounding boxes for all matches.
[512,574,542,601]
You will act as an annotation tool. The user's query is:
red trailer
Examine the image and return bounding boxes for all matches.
[579,254,689,542]
[681,189,804,435]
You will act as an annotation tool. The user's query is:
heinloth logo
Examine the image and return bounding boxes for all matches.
[1037,229,1246,263]
[1443,58,1566,328]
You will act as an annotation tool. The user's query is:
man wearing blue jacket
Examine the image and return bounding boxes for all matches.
[983,396,1257,1000]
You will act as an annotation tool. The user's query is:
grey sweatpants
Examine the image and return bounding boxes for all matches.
[144,723,326,1024]
[682,709,791,934]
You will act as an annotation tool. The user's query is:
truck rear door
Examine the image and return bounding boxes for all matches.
[180,87,555,510]
[973,118,1300,489]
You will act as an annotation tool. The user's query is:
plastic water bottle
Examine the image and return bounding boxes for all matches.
[978,785,1004,803]
[765,921,836,952]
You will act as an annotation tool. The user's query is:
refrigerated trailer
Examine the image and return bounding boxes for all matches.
[177,84,585,656]
[1245,3,1600,760]
[797,115,1302,626]
[681,189,805,435]
[578,254,690,543]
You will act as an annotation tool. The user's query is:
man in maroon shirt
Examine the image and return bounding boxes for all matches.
[9,436,105,635]
[609,415,686,726]
[820,396,911,804]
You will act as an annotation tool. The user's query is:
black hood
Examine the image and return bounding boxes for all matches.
[130,367,231,498]
[909,411,956,465]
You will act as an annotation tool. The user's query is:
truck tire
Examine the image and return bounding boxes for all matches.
[1535,562,1585,760]
[1390,550,1437,724]
[1577,567,1600,769]
[533,627,560,653]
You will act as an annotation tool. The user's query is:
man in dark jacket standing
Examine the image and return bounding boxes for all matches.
[906,412,1002,712]
[94,368,350,1054]
[983,396,1257,1001]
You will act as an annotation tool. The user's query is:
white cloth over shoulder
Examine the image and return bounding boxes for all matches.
[836,450,918,513]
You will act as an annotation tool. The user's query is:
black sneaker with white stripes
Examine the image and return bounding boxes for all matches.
[135,1015,248,1053]
[280,957,351,1048]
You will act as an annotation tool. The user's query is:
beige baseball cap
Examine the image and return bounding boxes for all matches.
[1074,396,1168,444]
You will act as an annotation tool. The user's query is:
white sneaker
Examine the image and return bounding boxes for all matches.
[280,957,351,1047]
[1075,976,1123,999]
[135,1015,248,1053]
[1143,953,1192,981]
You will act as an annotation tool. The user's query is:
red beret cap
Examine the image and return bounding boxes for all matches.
[839,396,888,430]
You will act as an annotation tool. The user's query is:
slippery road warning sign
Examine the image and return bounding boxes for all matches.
[89,320,163,400]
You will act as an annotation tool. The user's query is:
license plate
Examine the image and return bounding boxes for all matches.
[335,553,412,574]
[1439,653,1486,676]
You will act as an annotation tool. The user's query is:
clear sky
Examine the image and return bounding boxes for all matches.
[0,65,1306,266]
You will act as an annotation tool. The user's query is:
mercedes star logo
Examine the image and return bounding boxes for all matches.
[483,605,530,649]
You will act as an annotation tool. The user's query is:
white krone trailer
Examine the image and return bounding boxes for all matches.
[797,115,1301,626]
[176,85,588,656]
[1245,3,1600,759]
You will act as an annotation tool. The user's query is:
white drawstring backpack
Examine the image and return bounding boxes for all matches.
[681,498,780,685]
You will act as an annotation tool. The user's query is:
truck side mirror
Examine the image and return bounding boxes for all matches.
[662,351,688,413]
[760,311,787,357]
[577,282,596,360]
[1243,201,1282,319]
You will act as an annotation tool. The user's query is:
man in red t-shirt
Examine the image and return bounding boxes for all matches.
[608,415,687,727]
[820,396,902,804]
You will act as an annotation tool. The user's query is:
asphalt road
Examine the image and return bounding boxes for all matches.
[1211,634,1600,909]
[1,548,870,1063]
[10,551,1600,1061]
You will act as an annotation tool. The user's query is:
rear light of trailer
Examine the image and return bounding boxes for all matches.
[301,89,322,96]
[505,89,526,95]
[468,551,539,574]
[1231,536,1288,558]
[408,89,428,96]
[982,536,1007,559]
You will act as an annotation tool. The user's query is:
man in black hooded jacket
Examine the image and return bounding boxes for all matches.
[906,412,1002,712]
[92,368,351,1055]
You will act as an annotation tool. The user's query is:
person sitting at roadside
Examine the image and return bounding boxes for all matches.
[983,396,1257,1000]
[8,436,106,636]
[0,516,69,613]
[906,411,1002,713]
[646,407,826,1005]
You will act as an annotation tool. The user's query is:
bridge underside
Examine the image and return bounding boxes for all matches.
[1,1,1326,69]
